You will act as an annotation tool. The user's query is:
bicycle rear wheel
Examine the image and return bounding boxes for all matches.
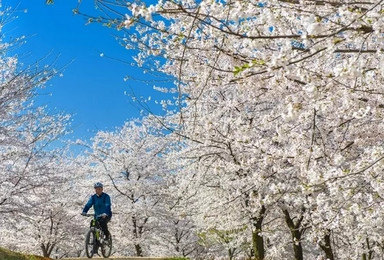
[85,230,96,258]
[101,233,112,258]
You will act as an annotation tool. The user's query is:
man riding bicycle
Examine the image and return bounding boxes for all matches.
[82,182,112,240]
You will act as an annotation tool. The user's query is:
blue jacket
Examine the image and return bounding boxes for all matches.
[82,192,112,218]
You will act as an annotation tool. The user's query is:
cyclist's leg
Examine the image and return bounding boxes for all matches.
[99,217,111,239]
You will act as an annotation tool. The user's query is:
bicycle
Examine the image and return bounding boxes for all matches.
[82,213,112,258]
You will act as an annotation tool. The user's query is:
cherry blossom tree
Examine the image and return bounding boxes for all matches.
[0,154,90,258]
[87,116,177,256]
[70,0,384,258]
[0,5,78,257]
[0,20,70,216]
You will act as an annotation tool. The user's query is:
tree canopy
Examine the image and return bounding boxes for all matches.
[5,1,384,259]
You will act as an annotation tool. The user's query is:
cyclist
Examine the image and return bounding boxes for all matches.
[82,182,112,240]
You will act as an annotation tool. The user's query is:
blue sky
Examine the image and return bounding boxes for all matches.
[2,0,165,141]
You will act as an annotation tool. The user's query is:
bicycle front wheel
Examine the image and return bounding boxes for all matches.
[101,233,112,258]
[85,230,96,258]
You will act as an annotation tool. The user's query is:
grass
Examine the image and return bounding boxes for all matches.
[0,247,51,260]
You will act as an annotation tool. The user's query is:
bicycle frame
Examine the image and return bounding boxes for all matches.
[83,214,112,258]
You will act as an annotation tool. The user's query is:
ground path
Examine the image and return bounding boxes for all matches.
[62,257,171,260]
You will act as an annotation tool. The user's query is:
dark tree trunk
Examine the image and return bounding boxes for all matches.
[132,215,147,257]
[228,248,236,260]
[319,231,334,260]
[135,244,143,257]
[132,216,143,256]
[362,238,374,260]
[252,205,266,260]
[283,209,304,260]
[41,242,55,258]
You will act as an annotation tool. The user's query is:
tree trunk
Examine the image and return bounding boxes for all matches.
[228,248,235,260]
[41,242,55,258]
[252,205,266,260]
[132,216,144,257]
[319,231,334,260]
[362,238,374,260]
[283,209,304,260]
[135,244,143,257]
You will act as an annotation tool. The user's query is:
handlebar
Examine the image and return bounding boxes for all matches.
[81,213,108,218]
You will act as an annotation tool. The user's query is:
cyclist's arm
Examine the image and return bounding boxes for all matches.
[82,195,94,214]
[104,194,112,217]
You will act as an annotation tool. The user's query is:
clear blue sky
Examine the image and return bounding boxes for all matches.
[2,0,166,141]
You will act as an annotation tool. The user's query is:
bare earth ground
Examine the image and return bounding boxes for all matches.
[62,258,173,260]
[62,257,174,260]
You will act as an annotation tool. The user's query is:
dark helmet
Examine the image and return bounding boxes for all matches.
[94,182,103,188]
